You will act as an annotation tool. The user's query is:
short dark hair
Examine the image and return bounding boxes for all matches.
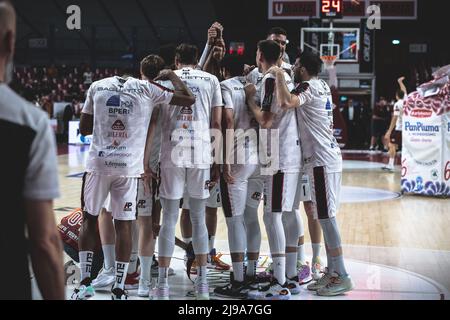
[258,40,281,64]
[175,43,198,65]
[267,27,287,37]
[298,51,323,76]
[140,54,165,80]
[221,55,245,77]
[396,89,405,99]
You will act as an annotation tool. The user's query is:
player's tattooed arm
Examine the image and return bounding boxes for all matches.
[79,112,93,136]
[155,69,195,107]
[244,83,273,129]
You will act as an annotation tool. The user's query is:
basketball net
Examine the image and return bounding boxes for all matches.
[321,55,338,88]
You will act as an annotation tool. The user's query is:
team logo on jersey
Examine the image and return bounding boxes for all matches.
[98,151,105,157]
[137,200,147,209]
[106,140,127,151]
[251,192,262,201]
[123,202,133,211]
[180,106,193,114]
[325,99,332,110]
[107,95,133,115]
[107,131,128,138]
[106,95,120,107]
[111,120,126,130]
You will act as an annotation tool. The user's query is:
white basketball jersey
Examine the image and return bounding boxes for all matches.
[221,76,258,165]
[82,76,173,177]
[260,72,300,172]
[293,78,342,173]
[159,67,223,169]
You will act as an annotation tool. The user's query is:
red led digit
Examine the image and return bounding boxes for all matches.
[322,0,330,13]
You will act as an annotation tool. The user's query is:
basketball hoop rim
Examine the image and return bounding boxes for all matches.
[321,55,337,69]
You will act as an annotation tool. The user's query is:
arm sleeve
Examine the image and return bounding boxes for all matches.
[24,115,60,200]
[198,42,212,69]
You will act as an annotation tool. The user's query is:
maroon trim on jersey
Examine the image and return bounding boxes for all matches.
[291,82,310,95]
[262,78,275,112]
[148,79,175,93]
[313,166,329,220]
[271,171,284,213]
[81,172,87,210]
[220,175,233,218]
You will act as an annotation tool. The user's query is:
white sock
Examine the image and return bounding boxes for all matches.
[128,252,138,274]
[232,261,244,282]
[158,267,169,287]
[114,261,129,290]
[388,157,395,168]
[198,265,208,284]
[272,257,286,285]
[208,235,215,253]
[246,260,257,277]
[297,244,306,264]
[79,251,93,282]
[312,243,321,263]
[286,252,298,279]
[183,237,192,244]
[102,244,115,270]
[139,256,152,282]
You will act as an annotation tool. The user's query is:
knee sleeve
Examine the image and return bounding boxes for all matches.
[225,215,246,254]
[158,198,180,257]
[244,205,261,253]
[319,217,342,250]
[282,209,301,247]
[263,211,285,255]
[188,198,208,255]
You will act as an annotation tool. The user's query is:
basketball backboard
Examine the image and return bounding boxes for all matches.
[301,27,360,63]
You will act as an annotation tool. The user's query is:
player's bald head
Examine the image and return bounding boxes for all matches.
[0,0,16,54]
[0,0,16,34]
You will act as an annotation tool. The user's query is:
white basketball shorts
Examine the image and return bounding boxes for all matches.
[159,167,210,200]
[82,172,138,221]
[307,166,342,220]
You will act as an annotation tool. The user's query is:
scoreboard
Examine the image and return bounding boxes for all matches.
[320,0,343,19]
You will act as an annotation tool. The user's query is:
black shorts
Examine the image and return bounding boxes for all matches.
[390,130,402,146]
[371,120,386,137]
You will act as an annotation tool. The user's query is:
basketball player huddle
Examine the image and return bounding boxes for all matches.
[71,22,354,301]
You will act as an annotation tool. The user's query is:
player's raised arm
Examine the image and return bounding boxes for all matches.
[154,69,195,107]
[398,76,408,96]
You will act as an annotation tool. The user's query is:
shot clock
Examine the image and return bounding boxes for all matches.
[320,0,344,19]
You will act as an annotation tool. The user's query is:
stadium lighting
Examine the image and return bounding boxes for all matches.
[392,40,401,45]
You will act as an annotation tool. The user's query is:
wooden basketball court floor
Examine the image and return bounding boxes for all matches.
[51,145,450,300]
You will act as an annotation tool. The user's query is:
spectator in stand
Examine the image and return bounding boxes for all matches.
[48,64,58,78]
[369,97,389,151]
[83,67,93,88]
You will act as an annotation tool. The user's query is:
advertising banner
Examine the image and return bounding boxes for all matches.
[401,80,450,197]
